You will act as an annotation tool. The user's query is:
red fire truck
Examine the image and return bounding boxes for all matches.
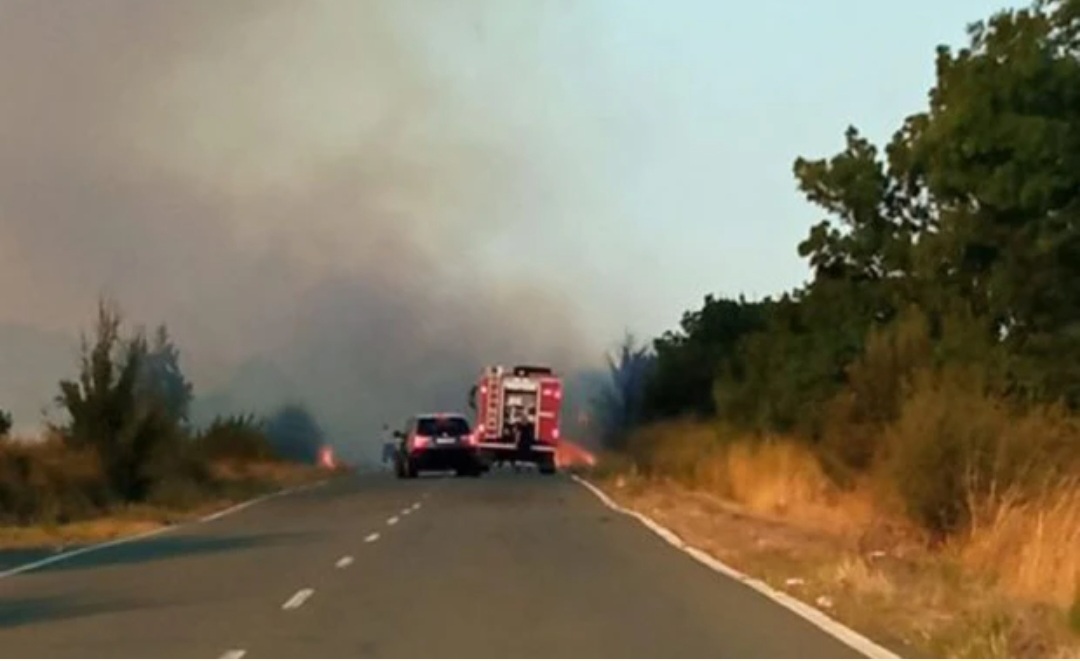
[468,365,562,474]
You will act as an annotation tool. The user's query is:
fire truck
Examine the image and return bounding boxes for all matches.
[468,365,562,474]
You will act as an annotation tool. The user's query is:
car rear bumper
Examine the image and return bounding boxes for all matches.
[408,447,482,471]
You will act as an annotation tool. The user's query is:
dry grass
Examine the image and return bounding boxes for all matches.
[604,420,1080,657]
[627,420,881,537]
[0,460,335,550]
[959,480,1080,608]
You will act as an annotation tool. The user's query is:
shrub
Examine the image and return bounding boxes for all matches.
[193,414,277,463]
[882,367,1080,536]
[0,439,110,525]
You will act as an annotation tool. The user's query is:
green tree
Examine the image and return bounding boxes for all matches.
[0,409,11,437]
[643,295,771,420]
[591,333,655,449]
[55,299,183,500]
[138,324,194,426]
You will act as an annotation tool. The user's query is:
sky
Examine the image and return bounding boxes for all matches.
[0,0,1016,453]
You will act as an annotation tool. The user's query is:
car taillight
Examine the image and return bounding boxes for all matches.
[412,435,430,450]
[466,432,478,446]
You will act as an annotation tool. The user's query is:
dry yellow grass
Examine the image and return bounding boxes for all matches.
[607,420,1080,656]
[630,420,878,537]
[959,479,1080,608]
[0,461,335,550]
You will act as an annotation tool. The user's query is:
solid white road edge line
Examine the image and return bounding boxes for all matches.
[364,532,380,543]
[0,480,332,581]
[282,588,314,611]
[336,555,354,569]
[220,650,246,659]
[387,516,399,526]
[570,474,900,660]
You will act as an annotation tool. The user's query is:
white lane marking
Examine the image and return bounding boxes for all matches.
[335,555,354,569]
[570,475,900,660]
[220,650,246,659]
[400,507,412,516]
[364,532,380,543]
[411,502,422,512]
[282,588,315,611]
[201,494,274,522]
[387,516,399,526]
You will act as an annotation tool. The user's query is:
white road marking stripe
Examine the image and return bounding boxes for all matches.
[401,507,411,516]
[335,555,354,569]
[364,532,380,543]
[200,494,273,522]
[282,588,314,611]
[220,650,246,659]
[570,475,900,660]
[412,502,422,511]
[387,516,399,526]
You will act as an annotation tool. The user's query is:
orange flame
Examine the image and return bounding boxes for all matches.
[318,445,337,469]
[555,438,596,469]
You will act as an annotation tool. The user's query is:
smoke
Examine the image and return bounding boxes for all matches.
[0,1,601,458]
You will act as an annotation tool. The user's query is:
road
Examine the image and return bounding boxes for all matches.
[0,471,870,658]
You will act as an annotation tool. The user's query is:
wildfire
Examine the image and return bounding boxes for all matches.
[555,438,596,469]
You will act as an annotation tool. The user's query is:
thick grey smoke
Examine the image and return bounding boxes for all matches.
[0,1,600,457]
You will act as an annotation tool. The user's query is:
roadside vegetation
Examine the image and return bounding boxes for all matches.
[587,1,1080,657]
[0,299,337,547]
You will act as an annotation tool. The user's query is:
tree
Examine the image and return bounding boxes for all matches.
[642,295,772,420]
[55,299,183,500]
[264,404,324,464]
[0,409,11,437]
[137,324,194,426]
[591,333,655,449]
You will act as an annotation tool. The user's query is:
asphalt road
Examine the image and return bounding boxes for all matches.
[0,470,870,658]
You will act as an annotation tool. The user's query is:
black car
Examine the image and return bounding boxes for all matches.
[393,413,483,478]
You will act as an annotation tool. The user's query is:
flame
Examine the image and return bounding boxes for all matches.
[318,445,337,469]
[555,438,596,469]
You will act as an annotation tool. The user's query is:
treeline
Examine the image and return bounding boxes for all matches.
[1,300,329,526]
[616,0,1080,536]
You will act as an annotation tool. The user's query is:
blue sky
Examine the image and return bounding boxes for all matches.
[455,0,1018,343]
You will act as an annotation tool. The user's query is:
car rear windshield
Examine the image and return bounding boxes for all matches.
[417,416,470,436]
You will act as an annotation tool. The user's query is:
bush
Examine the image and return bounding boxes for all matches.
[264,404,323,464]
[193,414,278,463]
[882,367,1079,536]
[0,439,110,525]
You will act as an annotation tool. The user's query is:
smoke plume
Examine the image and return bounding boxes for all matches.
[0,1,600,458]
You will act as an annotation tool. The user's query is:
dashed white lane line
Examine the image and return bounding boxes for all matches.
[400,507,412,516]
[220,650,246,659]
[365,532,380,543]
[335,555,354,569]
[387,516,399,526]
[411,502,422,512]
[282,588,314,611]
